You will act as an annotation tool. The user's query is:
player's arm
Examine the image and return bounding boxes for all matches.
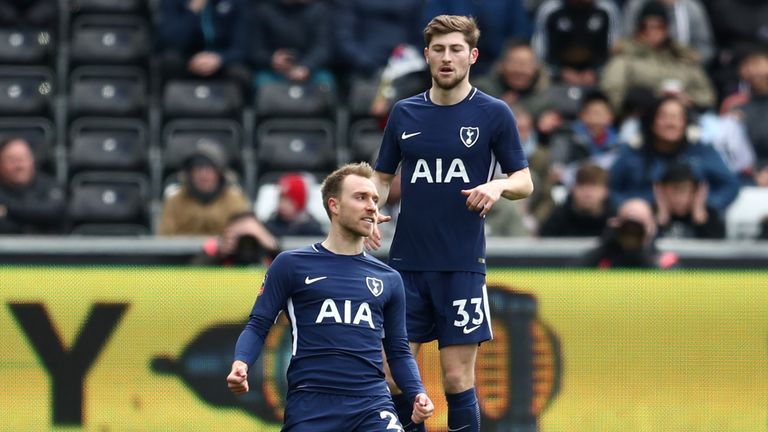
[382,274,434,423]
[461,167,534,217]
[227,253,293,394]
[368,104,401,249]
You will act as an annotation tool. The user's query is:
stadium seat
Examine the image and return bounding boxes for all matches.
[0,66,54,117]
[162,79,243,119]
[69,14,150,67]
[0,28,55,65]
[256,81,336,119]
[68,66,146,119]
[68,171,150,230]
[255,119,336,173]
[725,187,768,239]
[348,118,383,163]
[68,117,148,175]
[70,0,147,15]
[0,117,56,173]
[346,76,380,119]
[254,171,329,230]
[161,118,242,175]
[70,223,150,236]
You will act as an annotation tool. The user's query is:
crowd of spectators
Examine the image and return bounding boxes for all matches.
[1,0,767,265]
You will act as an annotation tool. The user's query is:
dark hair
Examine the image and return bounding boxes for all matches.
[639,96,690,152]
[637,0,669,30]
[424,15,480,49]
[575,163,609,186]
[659,161,697,184]
[578,90,612,114]
[320,162,374,218]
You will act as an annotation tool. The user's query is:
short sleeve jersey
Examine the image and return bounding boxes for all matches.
[375,87,528,273]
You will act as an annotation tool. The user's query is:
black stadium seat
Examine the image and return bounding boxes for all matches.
[256,119,335,173]
[68,171,149,230]
[0,28,55,65]
[68,117,148,174]
[0,66,54,117]
[69,14,150,67]
[256,81,336,119]
[162,118,242,175]
[68,66,146,118]
[348,118,384,163]
[70,0,147,15]
[162,80,243,119]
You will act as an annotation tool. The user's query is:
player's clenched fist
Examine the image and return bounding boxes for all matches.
[411,393,435,424]
[227,360,249,394]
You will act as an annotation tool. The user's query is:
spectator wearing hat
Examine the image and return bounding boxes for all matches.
[157,142,249,236]
[622,0,715,65]
[539,163,615,237]
[0,137,65,234]
[601,0,715,115]
[264,173,325,237]
[653,161,725,239]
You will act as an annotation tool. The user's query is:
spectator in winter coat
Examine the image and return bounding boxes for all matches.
[609,96,739,214]
[0,137,65,234]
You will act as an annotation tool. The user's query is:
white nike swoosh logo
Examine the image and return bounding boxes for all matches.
[448,426,471,431]
[401,131,421,140]
[463,325,481,334]
[304,276,327,285]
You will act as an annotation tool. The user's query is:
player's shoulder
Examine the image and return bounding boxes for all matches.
[361,252,401,277]
[270,244,320,267]
[392,91,430,112]
[471,88,512,111]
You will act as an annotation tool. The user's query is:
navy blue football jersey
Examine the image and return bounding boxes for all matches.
[234,243,424,401]
[375,88,528,273]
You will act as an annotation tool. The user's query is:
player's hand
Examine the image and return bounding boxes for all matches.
[411,393,434,424]
[461,182,503,218]
[364,213,392,251]
[227,361,249,395]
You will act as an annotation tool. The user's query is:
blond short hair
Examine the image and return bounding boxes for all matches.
[423,15,480,49]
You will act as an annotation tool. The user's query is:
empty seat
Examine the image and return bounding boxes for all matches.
[256,81,335,119]
[0,117,55,172]
[162,118,242,175]
[348,118,383,163]
[70,223,150,236]
[68,117,148,174]
[70,0,147,15]
[69,14,150,67]
[68,171,149,229]
[69,66,146,118]
[0,28,55,65]
[725,187,768,239]
[346,76,380,119]
[162,79,243,119]
[256,119,335,172]
[0,66,54,117]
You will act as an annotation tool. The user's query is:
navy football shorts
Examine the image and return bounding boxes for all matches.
[399,271,492,348]
[282,391,403,431]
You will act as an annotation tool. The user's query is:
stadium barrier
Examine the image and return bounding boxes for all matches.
[1,267,766,431]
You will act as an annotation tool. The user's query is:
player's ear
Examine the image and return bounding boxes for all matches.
[470,47,479,65]
[424,47,429,63]
[328,196,340,217]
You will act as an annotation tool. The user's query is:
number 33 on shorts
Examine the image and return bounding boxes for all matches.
[452,297,485,334]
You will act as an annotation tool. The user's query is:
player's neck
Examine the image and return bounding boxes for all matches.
[429,80,473,106]
[321,230,365,256]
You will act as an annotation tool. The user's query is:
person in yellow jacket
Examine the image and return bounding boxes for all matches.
[158,141,249,236]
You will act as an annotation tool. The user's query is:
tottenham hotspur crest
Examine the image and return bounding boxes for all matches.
[366,277,384,297]
[460,127,480,147]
